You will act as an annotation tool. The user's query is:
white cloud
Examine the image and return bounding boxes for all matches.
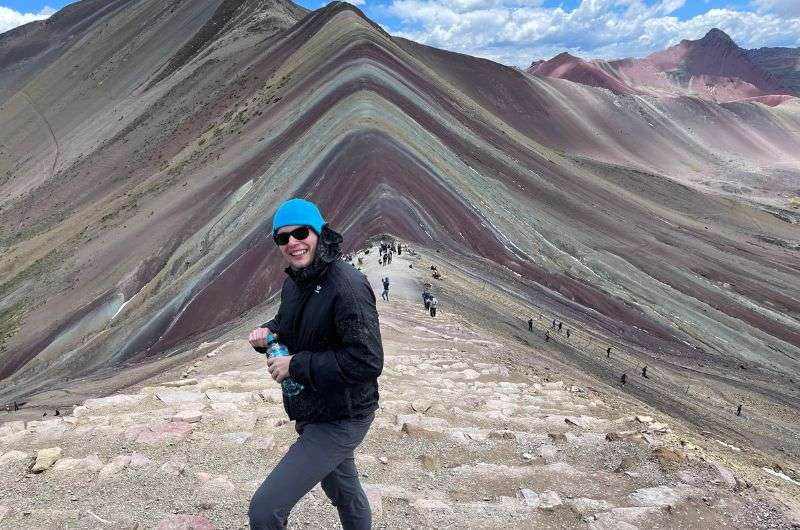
[0,5,55,35]
[350,0,366,5]
[386,0,800,66]
[753,0,800,17]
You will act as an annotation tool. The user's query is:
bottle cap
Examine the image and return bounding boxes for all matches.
[267,333,277,344]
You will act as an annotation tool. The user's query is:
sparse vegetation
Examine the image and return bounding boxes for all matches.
[0,299,26,353]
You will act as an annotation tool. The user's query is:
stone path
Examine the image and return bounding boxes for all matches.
[0,246,794,529]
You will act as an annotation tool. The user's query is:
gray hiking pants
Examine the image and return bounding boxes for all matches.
[248,413,374,530]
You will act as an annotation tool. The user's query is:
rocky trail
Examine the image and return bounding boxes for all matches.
[0,247,797,529]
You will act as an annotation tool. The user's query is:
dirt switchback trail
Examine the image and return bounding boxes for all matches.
[0,245,797,528]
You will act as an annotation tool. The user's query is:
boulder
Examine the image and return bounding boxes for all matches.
[30,447,62,473]
[0,450,29,466]
[517,488,540,508]
[52,454,103,472]
[629,484,700,507]
[205,390,259,404]
[200,475,235,495]
[127,422,193,445]
[539,490,563,510]
[99,456,130,480]
[537,445,558,463]
[172,410,203,423]
[711,462,737,489]
[155,390,205,405]
[160,460,186,476]
[129,452,151,467]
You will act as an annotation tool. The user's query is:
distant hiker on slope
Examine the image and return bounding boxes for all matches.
[422,285,432,310]
[247,198,382,530]
[381,276,390,301]
[528,318,533,332]
[429,296,438,317]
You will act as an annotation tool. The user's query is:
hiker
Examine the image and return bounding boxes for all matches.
[381,276,390,301]
[566,329,571,338]
[606,347,612,358]
[641,366,648,378]
[13,401,18,411]
[387,251,392,265]
[551,319,557,329]
[557,322,562,332]
[247,198,382,530]
[620,373,627,386]
[544,330,550,342]
[528,318,533,332]
[397,245,401,256]
[423,287,431,310]
[737,404,742,417]
[429,296,438,317]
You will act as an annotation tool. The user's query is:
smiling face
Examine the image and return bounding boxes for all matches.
[276,224,319,269]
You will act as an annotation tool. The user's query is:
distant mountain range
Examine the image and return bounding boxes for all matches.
[527,28,800,106]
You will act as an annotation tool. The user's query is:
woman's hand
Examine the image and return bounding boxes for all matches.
[267,355,292,383]
[248,327,273,349]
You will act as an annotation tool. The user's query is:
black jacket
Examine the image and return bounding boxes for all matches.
[263,226,383,422]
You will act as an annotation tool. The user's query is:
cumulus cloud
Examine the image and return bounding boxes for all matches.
[386,0,800,66]
[753,0,800,17]
[0,5,55,34]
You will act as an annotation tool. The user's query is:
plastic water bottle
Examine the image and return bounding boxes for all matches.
[266,333,304,396]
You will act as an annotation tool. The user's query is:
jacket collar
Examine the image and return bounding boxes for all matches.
[285,225,343,285]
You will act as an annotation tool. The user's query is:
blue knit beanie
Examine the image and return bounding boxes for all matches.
[272,198,326,236]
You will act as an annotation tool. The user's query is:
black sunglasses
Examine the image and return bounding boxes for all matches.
[273,226,311,246]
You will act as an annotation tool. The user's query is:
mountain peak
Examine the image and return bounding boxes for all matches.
[698,28,737,48]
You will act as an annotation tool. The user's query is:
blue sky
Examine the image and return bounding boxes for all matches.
[2,0,799,66]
